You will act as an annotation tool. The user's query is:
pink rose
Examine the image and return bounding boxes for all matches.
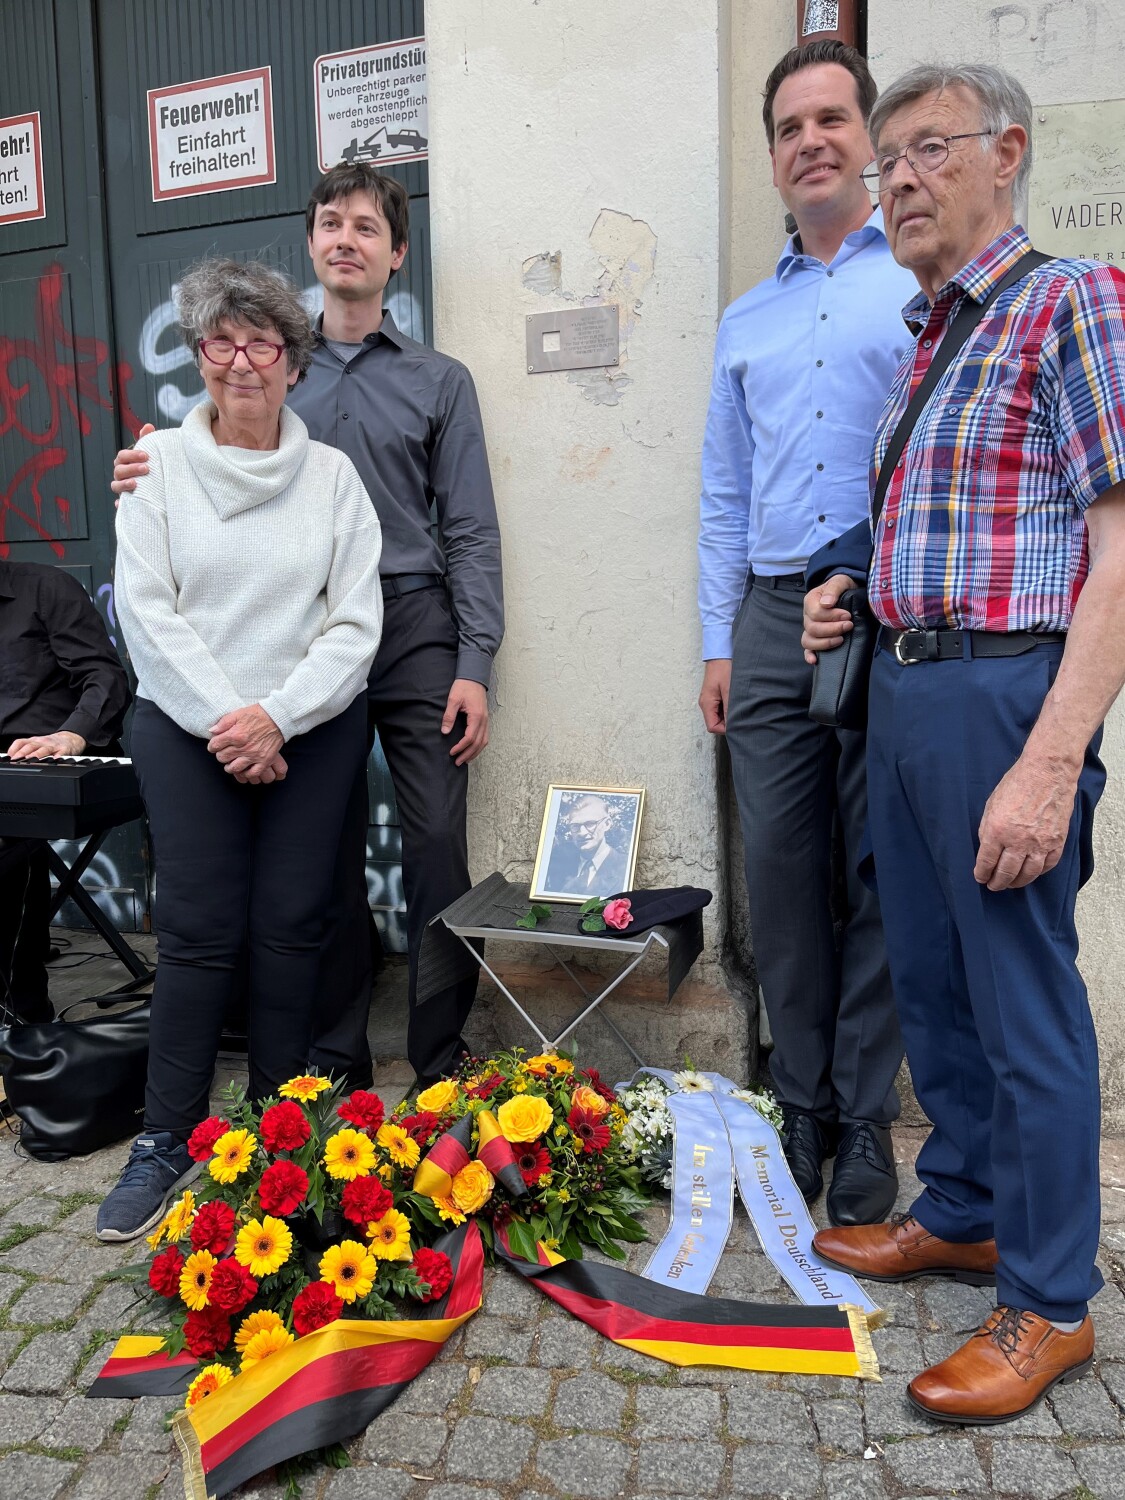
[603,898,632,930]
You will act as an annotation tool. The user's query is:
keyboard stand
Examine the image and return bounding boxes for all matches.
[46,829,152,987]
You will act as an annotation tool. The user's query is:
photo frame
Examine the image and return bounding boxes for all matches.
[530,784,645,904]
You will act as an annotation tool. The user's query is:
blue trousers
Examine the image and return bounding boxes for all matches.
[866,642,1105,1322]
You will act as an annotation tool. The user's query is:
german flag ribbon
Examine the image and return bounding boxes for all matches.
[88,1222,484,1500]
[496,1230,879,1381]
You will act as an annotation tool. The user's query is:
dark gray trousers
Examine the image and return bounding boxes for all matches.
[725,578,901,1125]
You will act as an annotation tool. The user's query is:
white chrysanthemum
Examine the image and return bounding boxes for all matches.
[672,1070,713,1093]
[726,1085,784,1128]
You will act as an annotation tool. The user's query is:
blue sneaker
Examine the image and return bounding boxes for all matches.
[96,1132,199,1243]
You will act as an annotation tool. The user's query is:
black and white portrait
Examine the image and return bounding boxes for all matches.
[531,786,644,903]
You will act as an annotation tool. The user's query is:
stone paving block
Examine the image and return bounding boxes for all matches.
[118,1393,177,1453]
[462,1316,534,1363]
[635,1386,721,1440]
[553,1371,628,1431]
[76,1279,147,1333]
[0,1231,73,1274]
[775,1373,856,1399]
[597,1341,667,1377]
[484,1271,542,1320]
[1099,1359,1125,1407]
[813,1399,866,1455]
[636,1440,724,1495]
[1093,1310,1125,1361]
[872,1283,921,1328]
[986,1439,1078,1498]
[537,1434,634,1498]
[863,1375,946,1438]
[730,1443,823,1498]
[471,1366,552,1419]
[0,1390,63,1444]
[40,1393,131,1451]
[975,1393,1062,1438]
[0,1329,85,1394]
[66,1452,173,1499]
[534,1315,598,1367]
[0,1274,27,1308]
[0,1335,25,1377]
[323,1468,416,1500]
[53,1201,100,1236]
[362,1411,450,1468]
[872,1327,925,1374]
[0,1196,59,1229]
[920,1332,964,1367]
[395,1360,469,1415]
[1049,1374,1123,1437]
[445,1416,534,1484]
[1092,1280,1125,1311]
[8,1275,89,1324]
[822,1460,888,1499]
[709,1253,786,1298]
[0,1453,76,1500]
[883,1435,987,1493]
[1072,1441,1125,1499]
[919,1280,994,1333]
[726,1389,815,1446]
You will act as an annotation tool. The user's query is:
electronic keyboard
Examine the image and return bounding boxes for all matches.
[0,755,143,839]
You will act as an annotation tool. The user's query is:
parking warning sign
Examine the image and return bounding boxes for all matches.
[148,65,276,202]
[0,112,45,226]
[315,38,428,173]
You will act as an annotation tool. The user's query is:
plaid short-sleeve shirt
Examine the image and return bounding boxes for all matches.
[869,226,1125,632]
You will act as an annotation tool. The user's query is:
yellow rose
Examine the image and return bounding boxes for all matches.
[450,1159,494,1214]
[497,1094,554,1143]
[571,1085,610,1117]
[416,1079,460,1113]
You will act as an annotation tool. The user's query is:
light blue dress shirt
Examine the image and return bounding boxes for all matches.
[698,210,917,659]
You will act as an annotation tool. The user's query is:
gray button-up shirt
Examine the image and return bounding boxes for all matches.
[288,311,504,687]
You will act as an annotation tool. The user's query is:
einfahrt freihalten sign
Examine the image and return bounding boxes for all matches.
[314,37,428,173]
[1028,99,1125,267]
[147,65,276,202]
[0,112,45,226]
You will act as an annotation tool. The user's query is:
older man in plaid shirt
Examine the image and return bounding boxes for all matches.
[801,62,1125,1425]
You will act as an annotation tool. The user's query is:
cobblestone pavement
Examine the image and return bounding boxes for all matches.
[0,940,1123,1499]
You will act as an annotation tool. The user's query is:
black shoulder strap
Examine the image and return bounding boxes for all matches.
[871,249,1052,528]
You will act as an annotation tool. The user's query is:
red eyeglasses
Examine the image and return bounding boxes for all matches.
[199,338,286,368]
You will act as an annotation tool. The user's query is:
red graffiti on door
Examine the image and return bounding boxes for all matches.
[0,262,140,556]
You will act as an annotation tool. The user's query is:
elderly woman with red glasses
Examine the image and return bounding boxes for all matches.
[100,257,383,1243]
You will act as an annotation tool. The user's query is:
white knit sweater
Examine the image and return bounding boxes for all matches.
[114,401,383,742]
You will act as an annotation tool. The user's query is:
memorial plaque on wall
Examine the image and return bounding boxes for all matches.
[1028,100,1125,265]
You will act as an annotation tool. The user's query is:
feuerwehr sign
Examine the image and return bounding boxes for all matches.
[0,111,45,226]
[314,38,429,173]
[1028,100,1125,267]
[147,65,276,202]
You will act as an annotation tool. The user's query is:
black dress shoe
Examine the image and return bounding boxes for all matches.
[827,1122,898,1227]
[780,1108,834,1202]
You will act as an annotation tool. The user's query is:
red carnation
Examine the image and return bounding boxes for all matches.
[340,1176,393,1228]
[337,1089,385,1134]
[400,1110,440,1145]
[207,1258,259,1315]
[148,1244,184,1298]
[190,1200,236,1255]
[467,1071,505,1101]
[260,1100,311,1153]
[183,1305,231,1359]
[186,1116,230,1163]
[258,1159,310,1217]
[292,1280,345,1336]
[567,1104,611,1154]
[514,1140,552,1186]
[580,1067,617,1103]
[411,1247,454,1303]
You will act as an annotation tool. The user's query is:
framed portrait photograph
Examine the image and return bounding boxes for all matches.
[530,785,645,903]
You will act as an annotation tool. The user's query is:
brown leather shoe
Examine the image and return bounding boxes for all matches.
[812,1213,998,1285]
[908,1307,1095,1425]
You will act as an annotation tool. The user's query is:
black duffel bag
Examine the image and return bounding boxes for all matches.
[0,999,149,1161]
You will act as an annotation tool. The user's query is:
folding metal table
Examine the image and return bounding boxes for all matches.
[424,872,704,1065]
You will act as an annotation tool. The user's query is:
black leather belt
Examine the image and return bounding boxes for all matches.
[755,571,806,591]
[880,626,1067,664]
[381,573,444,601]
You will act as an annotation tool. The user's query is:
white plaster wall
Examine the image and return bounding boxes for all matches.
[426,3,724,969]
[868,0,1125,1125]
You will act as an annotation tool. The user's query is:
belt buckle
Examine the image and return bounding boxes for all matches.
[893,630,922,666]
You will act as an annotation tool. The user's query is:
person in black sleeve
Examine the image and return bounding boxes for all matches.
[112,163,504,1090]
[0,561,130,1020]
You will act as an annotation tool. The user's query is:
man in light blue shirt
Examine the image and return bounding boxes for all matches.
[698,41,917,1226]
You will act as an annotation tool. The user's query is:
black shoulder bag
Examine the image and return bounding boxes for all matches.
[808,248,1051,730]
